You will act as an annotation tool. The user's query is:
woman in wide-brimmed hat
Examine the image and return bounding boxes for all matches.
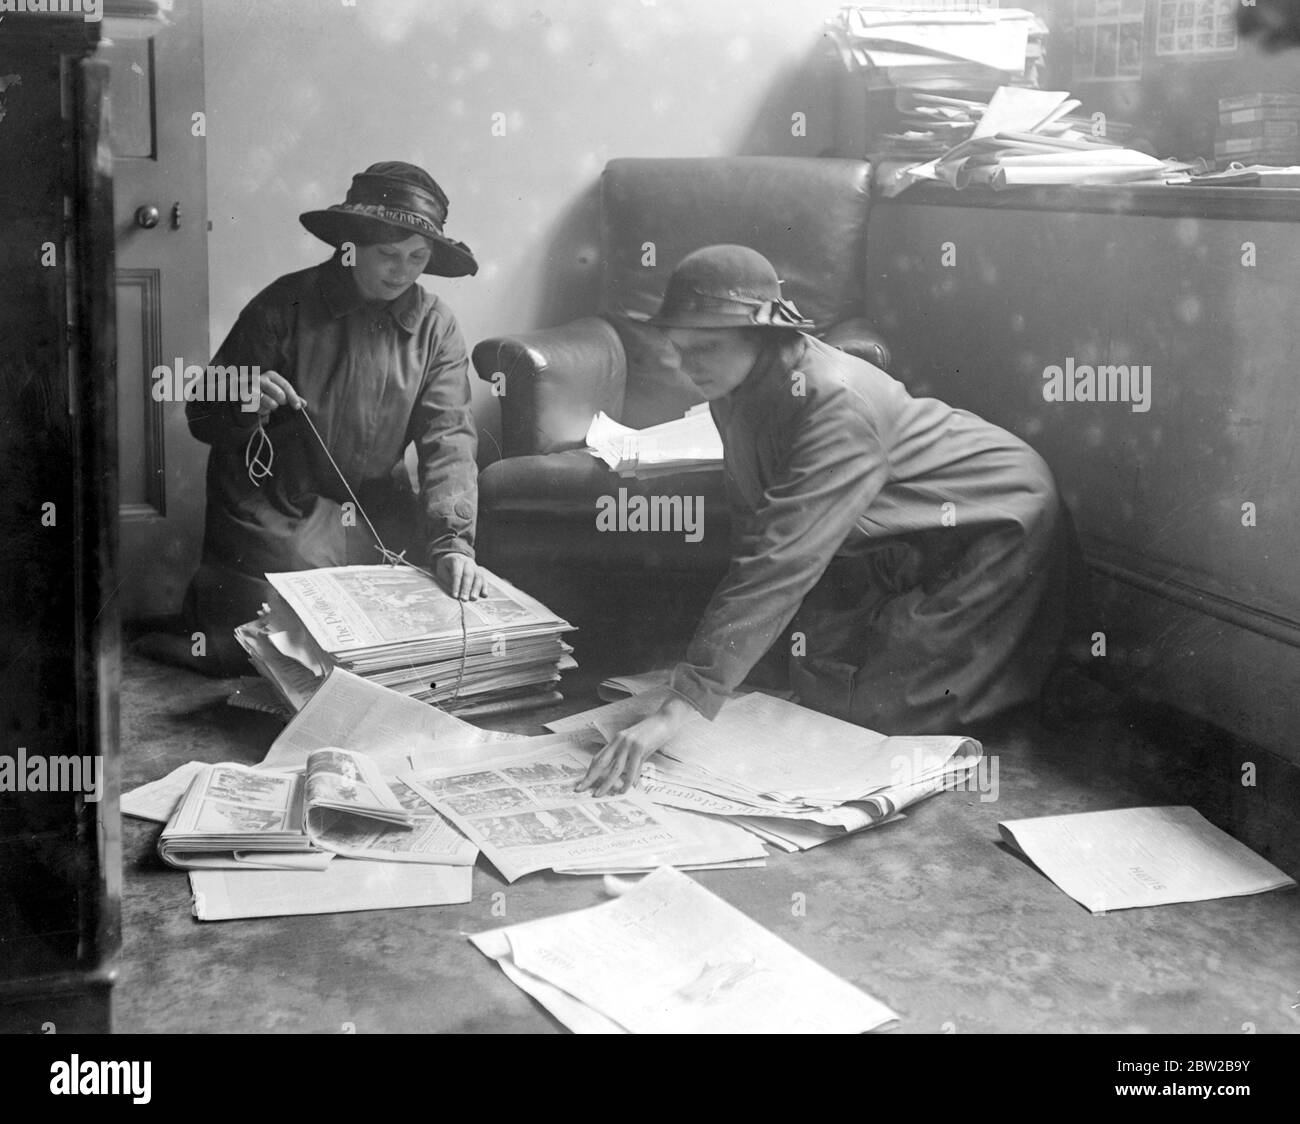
[579,244,1085,796]
[148,161,485,675]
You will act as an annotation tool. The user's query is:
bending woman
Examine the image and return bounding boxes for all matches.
[149,161,485,675]
[581,244,1083,795]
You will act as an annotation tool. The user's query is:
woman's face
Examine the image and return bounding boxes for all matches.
[666,328,763,399]
[352,234,433,302]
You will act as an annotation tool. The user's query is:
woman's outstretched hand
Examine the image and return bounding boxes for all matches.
[435,553,486,601]
[577,692,697,797]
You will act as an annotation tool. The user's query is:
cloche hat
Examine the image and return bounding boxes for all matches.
[648,244,812,330]
[299,161,478,278]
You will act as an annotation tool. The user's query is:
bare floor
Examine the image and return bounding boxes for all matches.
[115,646,1300,1034]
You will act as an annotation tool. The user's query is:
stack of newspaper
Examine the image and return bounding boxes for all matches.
[236,563,575,717]
[585,405,722,480]
[548,682,983,851]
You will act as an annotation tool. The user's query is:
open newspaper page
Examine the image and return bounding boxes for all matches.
[402,735,680,882]
[471,867,899,1033]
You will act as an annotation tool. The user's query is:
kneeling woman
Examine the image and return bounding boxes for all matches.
[581,244,1081,795]
[161,161,485,675]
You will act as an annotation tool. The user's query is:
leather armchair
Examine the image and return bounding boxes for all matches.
[471,157,888,610]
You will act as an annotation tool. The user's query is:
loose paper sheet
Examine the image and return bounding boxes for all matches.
[998,806,1297,913]
[471,867,898,1033]
[259,667,517,774]
[190,859,473,921]
[121,760,210,822]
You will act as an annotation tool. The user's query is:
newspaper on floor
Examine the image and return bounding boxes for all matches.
[159,749,415,870]
[122,760,210,822]
[469,866,899,1033]
[998,806,1297,913]
[258,666,520,774]
[404,734,763,881]
[190,859,473,921]
[238,563,575,716]
[548,686,981,849]
[308,777,478,866]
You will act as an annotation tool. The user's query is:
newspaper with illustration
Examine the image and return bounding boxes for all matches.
[158,748,448,871]
[402,735,686,882]
[264,563,569,656]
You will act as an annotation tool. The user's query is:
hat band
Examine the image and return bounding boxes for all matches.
[333,203,444,238]
[661,291,810,326]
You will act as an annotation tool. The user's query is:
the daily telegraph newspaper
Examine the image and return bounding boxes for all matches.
[265,564,567,655]
[159,749,429,870]
[402,736,680,882]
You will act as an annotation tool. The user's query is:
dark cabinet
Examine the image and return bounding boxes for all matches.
[0,14,121,1033]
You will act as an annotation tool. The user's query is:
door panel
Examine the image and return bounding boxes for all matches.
[105,0,207,620]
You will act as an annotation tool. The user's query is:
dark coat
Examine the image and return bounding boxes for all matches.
[183,258,477,651]
[669,334,1078,734]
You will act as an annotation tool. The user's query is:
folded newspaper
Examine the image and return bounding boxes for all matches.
[470,866,899,1033]
[549,681,982,851]
[235,563,575,716]
[159,749,477,870]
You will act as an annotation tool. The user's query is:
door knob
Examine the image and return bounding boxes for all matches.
[134,204,160,229]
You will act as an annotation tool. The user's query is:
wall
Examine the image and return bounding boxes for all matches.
[201,0,839,460]
[865,193,1300,762]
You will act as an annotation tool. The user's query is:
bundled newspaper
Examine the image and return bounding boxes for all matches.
[235,563,575,717]
[549,680,983,851]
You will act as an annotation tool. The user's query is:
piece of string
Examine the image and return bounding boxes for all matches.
[244,408,470,703]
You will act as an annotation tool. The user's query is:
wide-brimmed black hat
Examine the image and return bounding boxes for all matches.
[648,244,812,330]
[300,161,478,278]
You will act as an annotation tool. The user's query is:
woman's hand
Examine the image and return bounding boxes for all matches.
[256,370,305,419]
[435,553,486,601]
[577,693,697,797]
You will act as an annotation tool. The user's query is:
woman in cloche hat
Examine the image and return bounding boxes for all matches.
[580,244,1084,796]
[143,162,485,675]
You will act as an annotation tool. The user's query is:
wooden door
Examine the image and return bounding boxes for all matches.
[103,0,208,620]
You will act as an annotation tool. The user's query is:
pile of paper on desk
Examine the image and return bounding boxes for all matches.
[828,6,1047,94]
[404,733,767,880]
[235,563,575,717]
[548,682,983,851]
[585,405,722,480]
[470,866,899,1033]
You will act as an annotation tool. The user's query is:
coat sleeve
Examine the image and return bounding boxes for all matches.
[669,384,890,719]
[186,295,288,447]
[408,305,479,566]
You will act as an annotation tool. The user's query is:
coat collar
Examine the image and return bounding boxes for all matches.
[317,258,424,333]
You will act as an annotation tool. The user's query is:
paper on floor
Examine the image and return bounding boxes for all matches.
[258,666,519,774]
[189,859,473,921]
[469,866,898,1033]
[121,760,210,822]
[998,805,1297,913]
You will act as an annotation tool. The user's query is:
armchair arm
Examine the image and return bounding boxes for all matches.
[471,316,627,459]
[819,316,891,371]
